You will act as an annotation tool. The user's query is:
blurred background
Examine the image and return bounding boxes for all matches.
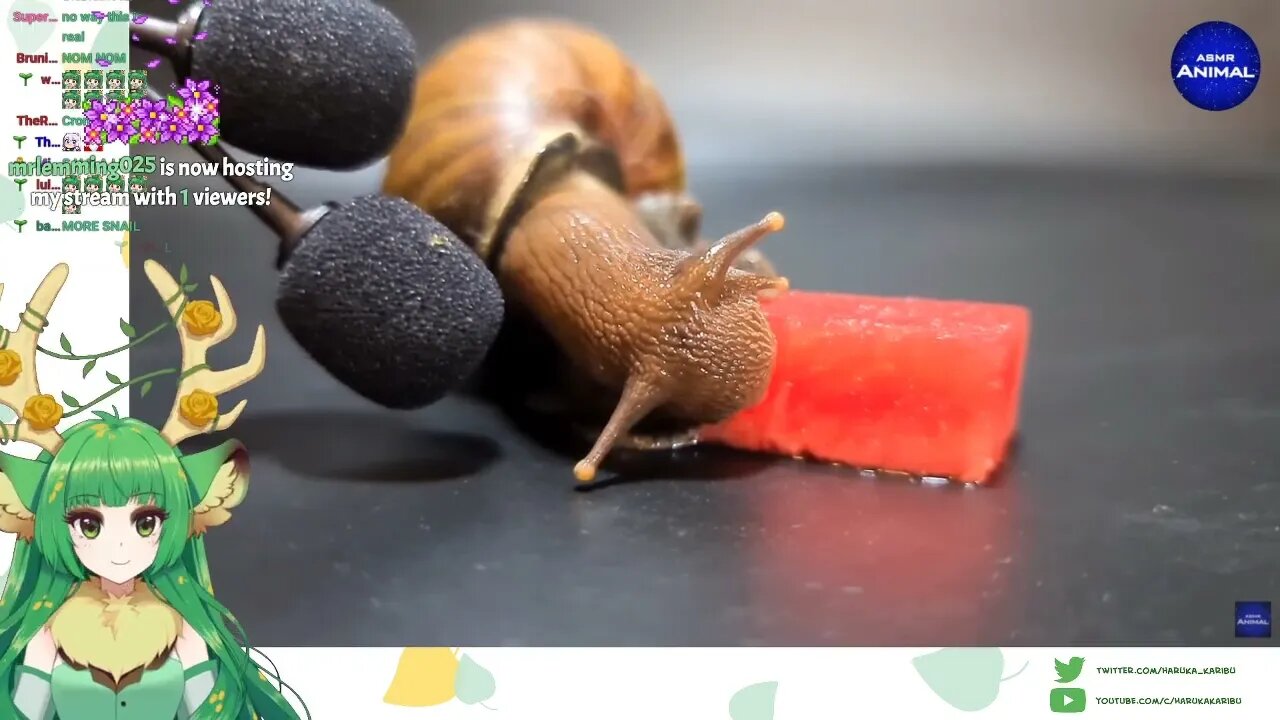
[389,0,1279,174]
[127,0,1279,647]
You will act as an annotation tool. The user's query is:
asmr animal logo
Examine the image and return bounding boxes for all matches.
[1171,21,1261,111]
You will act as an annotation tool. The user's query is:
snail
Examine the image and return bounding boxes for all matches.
[383,19,788,482]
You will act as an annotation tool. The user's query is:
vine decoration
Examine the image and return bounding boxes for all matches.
[0,264,221,445]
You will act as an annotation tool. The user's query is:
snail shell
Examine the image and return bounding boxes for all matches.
[383,19,689,259]
[383,19,787,483]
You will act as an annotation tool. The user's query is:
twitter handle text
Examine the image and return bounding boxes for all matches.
[1096,666,1236,675]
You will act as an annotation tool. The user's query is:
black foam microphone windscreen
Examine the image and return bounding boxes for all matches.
[276,195,505,409]
[188,0,417,168]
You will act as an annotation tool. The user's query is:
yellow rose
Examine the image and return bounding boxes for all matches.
[182,300,222,337]
[179,389,219,427]
[22,395,63,431]
[0,349,22,387]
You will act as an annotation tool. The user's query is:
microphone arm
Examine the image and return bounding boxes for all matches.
[131,3,204,77]
[144,87,331,268]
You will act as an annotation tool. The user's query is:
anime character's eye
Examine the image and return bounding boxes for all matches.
[134,513,162,538]
[72,516,101,539]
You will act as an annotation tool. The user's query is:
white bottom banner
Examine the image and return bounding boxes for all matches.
[260,646,1279,718]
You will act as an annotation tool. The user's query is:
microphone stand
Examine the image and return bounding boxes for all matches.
[131,3,203,78]
[144,87,332,268]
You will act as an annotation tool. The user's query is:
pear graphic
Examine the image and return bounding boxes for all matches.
[383,647,461,707]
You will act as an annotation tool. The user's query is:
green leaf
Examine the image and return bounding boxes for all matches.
[60,392,80,408]
[119,319,136,338]
[182,283,197,293]
[453,654,495,705]
[6,0,56,54]
[59,333,72,354]
[178,264,188,284]
[105,371,122,385]
[0,176,24,226]
[729,681,778,720]
[81,359,96,378]
[912,647,1006,711]
[89,8,127,65]
[140,381,152,397]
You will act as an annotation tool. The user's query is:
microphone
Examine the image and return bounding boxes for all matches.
[170,131,505,410]
[133,0,417,169]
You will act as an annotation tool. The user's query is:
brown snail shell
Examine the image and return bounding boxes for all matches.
[383,19,787,483]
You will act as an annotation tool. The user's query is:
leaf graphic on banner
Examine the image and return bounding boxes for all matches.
[455,654,496,706]
[90,14,128,69]
[912,647,1025,711]
[7,0,55,53]
[383,647,460,707]
[0,177,24,225]
[729,681,778,720]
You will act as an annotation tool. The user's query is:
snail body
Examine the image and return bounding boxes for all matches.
[384,20,787,481]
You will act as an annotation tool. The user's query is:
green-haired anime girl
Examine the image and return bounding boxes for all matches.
[0,262,306,719]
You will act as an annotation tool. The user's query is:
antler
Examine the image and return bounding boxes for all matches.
[0,264,70,455]
[143,260,266,445]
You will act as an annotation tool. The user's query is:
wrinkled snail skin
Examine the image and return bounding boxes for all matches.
[383,19,788,483]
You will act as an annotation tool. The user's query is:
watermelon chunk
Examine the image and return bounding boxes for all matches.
[701,291,1031,483]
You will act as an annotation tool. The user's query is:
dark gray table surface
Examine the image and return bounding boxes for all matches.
[130,161,1280,647]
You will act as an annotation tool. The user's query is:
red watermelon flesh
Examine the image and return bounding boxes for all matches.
[701,291,1031,483]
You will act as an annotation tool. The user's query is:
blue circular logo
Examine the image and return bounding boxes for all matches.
[1171,21,1261,111]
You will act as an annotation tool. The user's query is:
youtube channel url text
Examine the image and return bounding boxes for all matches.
[1096,666,1236,675]
[1097,697,1243,706]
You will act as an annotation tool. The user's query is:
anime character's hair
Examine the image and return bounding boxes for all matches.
[0,262,305,719]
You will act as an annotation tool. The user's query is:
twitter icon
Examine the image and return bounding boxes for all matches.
[1054,656,1085,683]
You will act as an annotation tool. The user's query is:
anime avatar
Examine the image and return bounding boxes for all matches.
[60,135,79,153]
[82,91,102,109]
[0,262,307,720]
[105,70,125,91]
[129,175,148,195]
[83,72,102,91]
[106,175,125,195]
[82,176,103,195]
[61,178,80,216]
[61,71,80,91]
[61,92,80,111]
[105,90,127,104]
[129,70,147,95]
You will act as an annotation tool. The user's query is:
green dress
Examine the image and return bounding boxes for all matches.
[14,657,217,720]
